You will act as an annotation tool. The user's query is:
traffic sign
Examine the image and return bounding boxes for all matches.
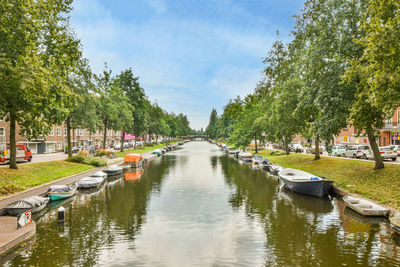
[17,210,32,229]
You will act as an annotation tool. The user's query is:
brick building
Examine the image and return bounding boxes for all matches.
[380,107,400,146]
[0,119,122,154]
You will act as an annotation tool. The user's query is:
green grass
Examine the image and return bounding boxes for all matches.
[0,161,95,197]
[255,149,400,209]
[116,141,181,158]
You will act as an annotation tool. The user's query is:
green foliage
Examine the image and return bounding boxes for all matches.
[205,108,218,138]
[67,155,86,164]
[84,157,107,167]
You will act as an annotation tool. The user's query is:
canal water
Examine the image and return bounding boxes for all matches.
[4,141,400,266]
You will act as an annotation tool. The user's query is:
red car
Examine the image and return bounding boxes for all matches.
[0,143,33,163]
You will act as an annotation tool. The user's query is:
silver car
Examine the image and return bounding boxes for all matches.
[365,146,397,161]
[343,145,369,158]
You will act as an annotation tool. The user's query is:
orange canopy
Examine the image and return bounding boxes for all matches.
[124,153,143,163]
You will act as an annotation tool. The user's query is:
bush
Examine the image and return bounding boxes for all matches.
[85,157,107,167]
[78,150,88,157]
[67,155,86,163]
[95,148,107,157]
[146,143,154,147]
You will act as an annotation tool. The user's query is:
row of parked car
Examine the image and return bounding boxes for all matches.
[288,143,400,161]
[329,144,400,161]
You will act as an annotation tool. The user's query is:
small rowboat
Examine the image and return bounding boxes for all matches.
[6,196,49,216]
[343,195,390,217]
[104,164,123,176]
[124,153,143,168]
[90,171,107,178]
[278,168,333,198]
[47,185,77,201]
[252,156,263,165]
[153,149,162,156]
[77,176,105,189]
[390,213,400,234]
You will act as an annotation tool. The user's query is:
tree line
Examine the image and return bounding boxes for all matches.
[206,0,400,170]
[0,0,192,169]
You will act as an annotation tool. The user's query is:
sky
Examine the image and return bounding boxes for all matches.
[70,0,305,130]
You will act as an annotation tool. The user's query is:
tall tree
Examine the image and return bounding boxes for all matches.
[0,0,81,168]
[205,108,218,139]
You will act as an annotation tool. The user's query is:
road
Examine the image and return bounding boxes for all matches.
[0,152,68,167]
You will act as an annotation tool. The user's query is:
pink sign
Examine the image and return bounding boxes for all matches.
[122,133,136,140]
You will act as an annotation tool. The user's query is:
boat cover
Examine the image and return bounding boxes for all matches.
[107,164,122,171]
[124,154,143,163]
[262,159,271,165]
[90,171,107,178]
[6,196,48,209]
[253,156,263,161]
[48,185,72,192]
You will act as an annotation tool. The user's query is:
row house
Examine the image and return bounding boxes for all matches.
[0,119,122,154]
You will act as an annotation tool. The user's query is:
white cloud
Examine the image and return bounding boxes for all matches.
[147,0,167,14]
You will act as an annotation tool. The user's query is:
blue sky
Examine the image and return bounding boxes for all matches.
[70,0,305,129]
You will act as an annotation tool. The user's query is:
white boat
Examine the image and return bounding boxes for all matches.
[104,164,123,176]
[278,168,333,197]
[6,196,49,216]
[77,176,105,189]
[343,195,390,217]
[239,152,252,159]
[47,185,77,201]
[90,171,108,178]
[270,164,284,174]
[390,213,400,234]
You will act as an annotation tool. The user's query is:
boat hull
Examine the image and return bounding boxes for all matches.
[103,169,123,176]
[279,176,333,197]
[6,201,49,216]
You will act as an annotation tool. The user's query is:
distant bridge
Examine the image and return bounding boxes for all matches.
[188,135,207,141]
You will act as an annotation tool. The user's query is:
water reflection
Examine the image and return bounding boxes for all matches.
[6,156,174,266]
[219,154,400,266]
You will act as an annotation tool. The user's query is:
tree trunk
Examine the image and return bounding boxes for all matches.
[67,117,72,158]
[254,132,258,153]
[285,142,289,155]
[134,137,137,149]
[9,113,17,169]
[155,135,158,145]
[366,126,384,170]
[314,137,320,160]
[120,129,125,152]
[103,124,107,148]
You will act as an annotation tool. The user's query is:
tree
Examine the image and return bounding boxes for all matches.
[115,68,148,149]
[0,0,81,168]
[292,0,367,160]
[96,66,133,149]
[205,108,218,139]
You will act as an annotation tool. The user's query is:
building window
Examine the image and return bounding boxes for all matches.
[57,141,62,149]
[76,129,84,136]
[397,110,400,123]
[64,128,67,136]
[49,127,54,136]
[56,127,62,136]
[0,127,4,136]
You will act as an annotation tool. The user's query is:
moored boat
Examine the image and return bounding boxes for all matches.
[270,164,284,175]
[153,149,162,156]
[124,153,143,168]
[278,168,333,198]
[6,196,49,216]
[390,213,400,234]
[47,185,77,201]
[77,176,105,189]
[90,171,108,178]
[242,158,252,164]
[239,152,252,159]
[343,195,390,217]
[252,156,263,165]
[104,164,123,176]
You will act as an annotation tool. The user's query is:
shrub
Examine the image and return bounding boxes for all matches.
[146,143,154,147]
[78,150,88,157]
[67,155,86,163]
[85,157,107,167]
[95,149,107,157]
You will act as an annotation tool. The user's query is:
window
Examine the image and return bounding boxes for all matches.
[57,141,62,149]
[398,110,400,123]
[64,128,67,136]
[49,127,54,136]
[0,127,4,136]
[76,129,83,136]
[56,127,61,136]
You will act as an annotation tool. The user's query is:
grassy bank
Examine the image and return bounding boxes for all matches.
[0,161,94,197]
[116,141,181,158]
[255,150,400,210]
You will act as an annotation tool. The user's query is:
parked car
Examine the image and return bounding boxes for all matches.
[114,144,121,150]
[343,145,369,158]
[290,143,304,153]
[71,146,83,154]
[305,145,323,154]
[390,145,400,156]
[329,145,347,157]
[365,146,397,161]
